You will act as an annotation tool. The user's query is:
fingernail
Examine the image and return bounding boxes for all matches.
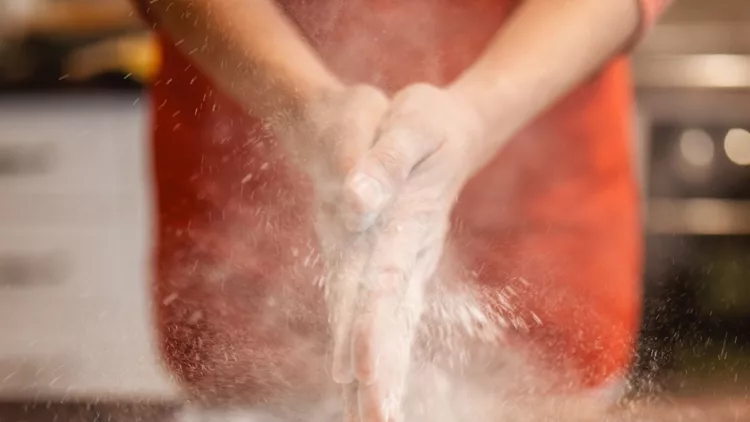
[332,364,354,384]
[350,173,385,213]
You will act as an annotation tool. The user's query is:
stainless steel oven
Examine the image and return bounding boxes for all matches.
[632,16,750,391]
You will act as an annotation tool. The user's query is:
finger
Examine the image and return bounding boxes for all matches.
[358,381,402,422]
[352,276,420,386]
[349,207,435,422]
[343,382,360,422]
[341,124,443,232]
[355,239,445,422]
[315,200,368,384]
[328,235,372,384]
[354,318,410,422]
[351,215,426,384]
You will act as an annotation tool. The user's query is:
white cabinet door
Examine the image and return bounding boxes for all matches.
[0,94,177,400]
[0,99,121,197]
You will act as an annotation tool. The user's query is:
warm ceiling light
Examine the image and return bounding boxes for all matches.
[678,129,714,167]
[724,128,750,166]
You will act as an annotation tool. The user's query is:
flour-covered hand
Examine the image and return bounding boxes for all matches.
[339,83,489,232]
[269,84,390,388]
[339,83,492,422]
[272,84,389,215]
[269,83,388,260]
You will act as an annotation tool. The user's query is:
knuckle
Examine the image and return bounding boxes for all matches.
[397,83,438,101]
[391,84,441,115]
[350,84,389,110]
[351,83,381,98]
[381,118,444,158]
[335,155,359,176]
[372,127,419,165]
[372,147,409,180]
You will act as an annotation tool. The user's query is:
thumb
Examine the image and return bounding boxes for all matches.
[340,126,441,232]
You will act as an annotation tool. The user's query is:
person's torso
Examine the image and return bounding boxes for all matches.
[151,0,638,227]
[150,0,642,278]
[150,0,643,387]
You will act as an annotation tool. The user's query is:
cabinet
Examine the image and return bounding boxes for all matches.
[0,94,177,400]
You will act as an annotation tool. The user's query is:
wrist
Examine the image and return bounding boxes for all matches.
[449,66,528,150]
[258,64,344,129]
[449,71,514,151]
[450,70,504,129]
[289,69,345,117]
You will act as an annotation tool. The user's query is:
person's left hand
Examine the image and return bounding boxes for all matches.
[333,83,495,422]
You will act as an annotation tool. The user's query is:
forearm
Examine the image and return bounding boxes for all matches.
[137,0,340,120]
[451,0,665,146]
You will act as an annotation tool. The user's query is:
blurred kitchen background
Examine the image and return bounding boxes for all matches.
[0,0,750,419]
[633,0,750,398]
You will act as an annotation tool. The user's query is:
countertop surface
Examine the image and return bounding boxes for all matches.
[1,396,750,422]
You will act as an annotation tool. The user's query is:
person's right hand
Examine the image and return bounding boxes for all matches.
[268,83,390,389]
[270,83,388,253]
[271,84,389,220]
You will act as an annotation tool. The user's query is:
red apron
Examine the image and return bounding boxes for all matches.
[148,0,642,398]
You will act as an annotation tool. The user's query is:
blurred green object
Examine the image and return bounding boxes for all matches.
[699,252,750,317]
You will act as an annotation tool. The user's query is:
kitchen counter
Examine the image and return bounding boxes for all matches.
[0,395,749,422]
